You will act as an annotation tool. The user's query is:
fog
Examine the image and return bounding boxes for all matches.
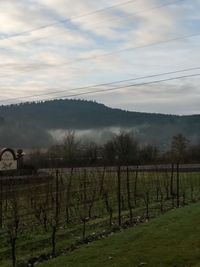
[48,124,200,151]
[0,122,198,150]
[48,127,131,144]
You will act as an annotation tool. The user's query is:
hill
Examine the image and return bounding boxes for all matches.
[40,203,200,267]
[0,99,178,129]
[0,99,199,147]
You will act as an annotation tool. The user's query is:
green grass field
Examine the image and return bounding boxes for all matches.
[40,203,200,267]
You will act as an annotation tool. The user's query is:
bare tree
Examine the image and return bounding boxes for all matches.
[83,141,99,165]
[63,130,79,167]
[171,134,189,208]
[126,167,133,223]
[87,172,97,219]
[114,131,138,166]
[171,134,189,163]
[48,170,62,257]
[103,191,113,228]
[133,165,139,206]
[4,193,20,267]
[65,168,73,224]
[143,191,150,221]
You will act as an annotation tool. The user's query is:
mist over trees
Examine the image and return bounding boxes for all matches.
[26,131,200,169]
[0,99,199,149]
[0,121,52,148]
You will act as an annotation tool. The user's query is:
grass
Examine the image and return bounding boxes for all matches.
[40,203,200,267]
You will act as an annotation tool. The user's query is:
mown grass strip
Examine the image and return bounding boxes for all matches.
[40,203,200,267]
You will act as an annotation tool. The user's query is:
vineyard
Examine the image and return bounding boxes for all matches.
[0,166,200,267]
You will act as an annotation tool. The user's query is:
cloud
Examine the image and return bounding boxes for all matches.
[0,0,199,114]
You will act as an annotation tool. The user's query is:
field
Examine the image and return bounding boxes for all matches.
[0,166,200,267]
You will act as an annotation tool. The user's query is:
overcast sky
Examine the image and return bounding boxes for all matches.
[0,0,200,114]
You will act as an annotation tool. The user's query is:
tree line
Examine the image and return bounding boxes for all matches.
[26,131,200,169]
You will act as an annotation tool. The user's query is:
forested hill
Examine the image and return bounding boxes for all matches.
[0,99,193,128]
[0,99,199,148]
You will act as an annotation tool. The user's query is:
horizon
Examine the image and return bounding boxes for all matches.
[0,98,200,116]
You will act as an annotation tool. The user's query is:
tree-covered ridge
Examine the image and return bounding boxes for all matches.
[0,99,199,148]
[0,99,194,128]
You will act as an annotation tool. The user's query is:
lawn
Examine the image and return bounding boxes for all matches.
[40,203,200,267]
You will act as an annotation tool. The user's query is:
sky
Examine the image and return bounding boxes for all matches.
[0,0,200,115]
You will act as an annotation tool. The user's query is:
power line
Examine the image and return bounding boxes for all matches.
[0,0,183,50]
[59,31,200,67]
[0,0,135,43]
[1,70,200,105]
[0,30,199,79]
[0,66,200,103]
[45,73,200,100]
[0,0,192,80]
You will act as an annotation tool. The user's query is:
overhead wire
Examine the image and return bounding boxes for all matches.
[44,73,200,101]
[0,0,185,83]
[0,0,197,107]
[0,66,200,103]
[0,30,200,79]
[0,0,193,86]
[1,71,200,105]
[0,0,136,43]
[0,0,184,50]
